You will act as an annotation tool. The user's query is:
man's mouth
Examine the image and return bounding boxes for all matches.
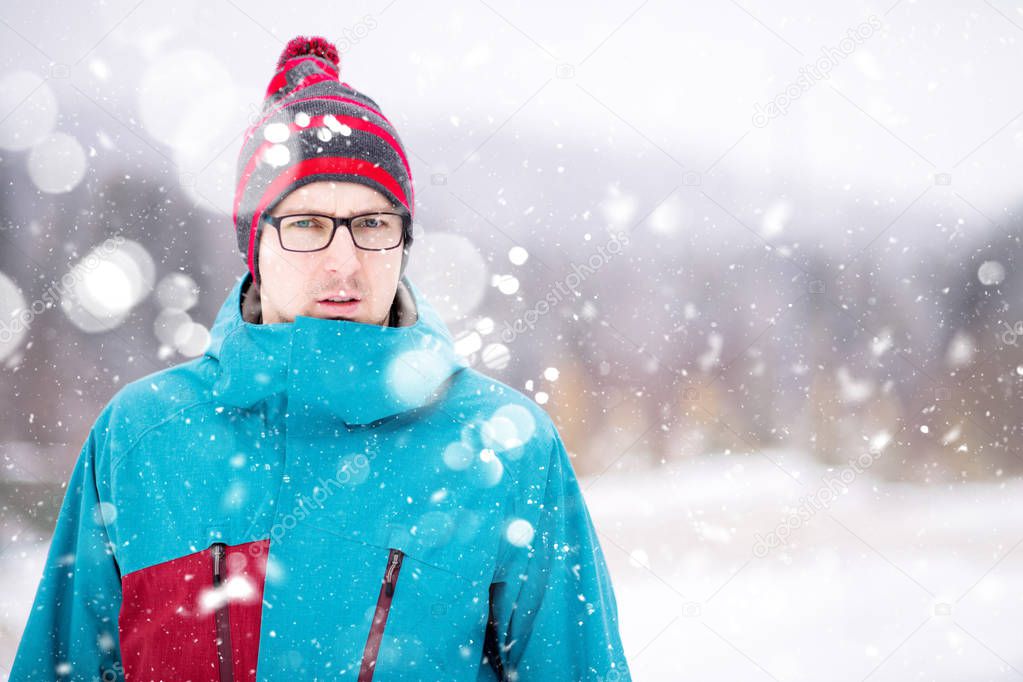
[316,295,362,313]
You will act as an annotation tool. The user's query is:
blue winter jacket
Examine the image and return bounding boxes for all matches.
[11,271,631,681]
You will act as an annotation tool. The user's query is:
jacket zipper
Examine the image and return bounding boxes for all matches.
[358,548,404,682]
[212,542,235,682]
[483,582,507,680]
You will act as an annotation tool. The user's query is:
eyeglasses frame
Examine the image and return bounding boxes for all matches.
[262,210,410,252]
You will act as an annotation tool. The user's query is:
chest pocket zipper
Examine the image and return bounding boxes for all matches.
[212,542,235,682]
[358,548,405,681]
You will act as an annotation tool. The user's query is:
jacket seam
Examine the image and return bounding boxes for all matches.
[492,432,558,584]
[110,399,222,472]
[109,312,245,473]
[86,429,124,581]
[208,316,245,355]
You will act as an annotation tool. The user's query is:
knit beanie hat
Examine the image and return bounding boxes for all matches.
[233,36,415,286]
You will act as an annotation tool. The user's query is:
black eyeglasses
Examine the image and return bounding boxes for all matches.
[263,211,409,252]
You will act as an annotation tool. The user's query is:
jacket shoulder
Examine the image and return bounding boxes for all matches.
[441,366,561,476]
[91,356,218,462]
[446,366,557,433]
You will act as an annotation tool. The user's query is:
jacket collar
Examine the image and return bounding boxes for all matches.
[205,272,468,427]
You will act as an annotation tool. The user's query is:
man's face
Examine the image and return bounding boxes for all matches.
[257,181,405,325]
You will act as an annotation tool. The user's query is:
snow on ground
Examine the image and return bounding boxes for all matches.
[0,539,47,677]
[586,450,1023,681]
[2,450,1021,680]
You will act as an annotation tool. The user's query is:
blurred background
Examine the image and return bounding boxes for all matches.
[1,1,1022,679]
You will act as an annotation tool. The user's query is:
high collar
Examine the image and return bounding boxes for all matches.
[204,272,468,427]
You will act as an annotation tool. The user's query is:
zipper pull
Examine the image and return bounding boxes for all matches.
[210,542,235,682]
[384,549,402,597]
[212,542,227,585]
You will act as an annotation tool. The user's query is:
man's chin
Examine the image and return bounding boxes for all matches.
[307,311,359,322]
[302,309,380,325]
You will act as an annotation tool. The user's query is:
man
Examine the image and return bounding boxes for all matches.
[12,36,630,681]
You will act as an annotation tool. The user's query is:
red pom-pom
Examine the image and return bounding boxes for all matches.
[277,36,340,70]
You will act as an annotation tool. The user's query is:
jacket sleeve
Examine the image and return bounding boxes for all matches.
[11,426,125,681]
[486,433,631,681]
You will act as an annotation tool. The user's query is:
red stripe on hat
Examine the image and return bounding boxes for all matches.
[245,156,410,278]
[233,114,414,226]
[242,95,393,152]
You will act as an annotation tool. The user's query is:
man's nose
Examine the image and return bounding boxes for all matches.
[319,224,362,274]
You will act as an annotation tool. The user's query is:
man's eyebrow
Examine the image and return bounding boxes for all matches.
[276,205,398,215]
